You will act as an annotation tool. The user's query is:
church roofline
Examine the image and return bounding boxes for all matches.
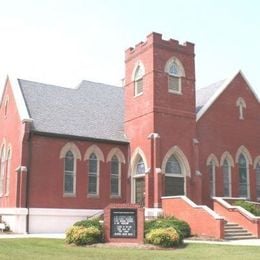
[196,70,260,121]
[0,74,33,123]
[30,130,129,145]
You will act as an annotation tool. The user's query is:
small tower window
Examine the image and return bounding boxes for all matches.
[236,97,246,120]
[133,62,145,96]
[4,97,9,117]
[165,57,185,94]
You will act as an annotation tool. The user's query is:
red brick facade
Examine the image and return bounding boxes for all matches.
[0,33,259,235]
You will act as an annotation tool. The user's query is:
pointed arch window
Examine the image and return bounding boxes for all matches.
[111,155,121,197]
[256,162,260,199]
[0,145,5,196]
[238,154,249,198]
[4,148,11,195]
[165,57,185,94]
[236,97,246,120]
[133,64,144,96]
[64,151,76,195]
[165,155,184,196]
[136,157,145,175]
[133,155,145,205]
[223,159,231,197]
[209,160,216,197]
[4,97,9,117]
[88,153,99,195]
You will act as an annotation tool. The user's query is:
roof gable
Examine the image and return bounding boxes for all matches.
[0,75,32,122]
[196,70,260,121]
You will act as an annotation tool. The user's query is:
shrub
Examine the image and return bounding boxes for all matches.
[66,226,102,246]
[73,218,102,229]
[145,227,180,247]
[73,217,104,242]
[234,200,260,216]
[145,216,191,238]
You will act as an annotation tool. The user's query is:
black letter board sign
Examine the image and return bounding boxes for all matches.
[110,208,137,238]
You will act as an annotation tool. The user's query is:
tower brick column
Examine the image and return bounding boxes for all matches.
[148,133,161,208]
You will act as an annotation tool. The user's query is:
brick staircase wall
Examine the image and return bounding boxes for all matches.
[213,197,260,238]
[161,196,225,239]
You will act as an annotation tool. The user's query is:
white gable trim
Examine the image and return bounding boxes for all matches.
[196,70,260,121]
[0,75,32,123]
[239,70,260,102]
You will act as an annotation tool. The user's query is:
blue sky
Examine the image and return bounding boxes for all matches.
[0,0,260,97]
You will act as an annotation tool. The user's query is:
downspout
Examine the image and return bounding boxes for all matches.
[21,119,33,234]
[25,130,33,234]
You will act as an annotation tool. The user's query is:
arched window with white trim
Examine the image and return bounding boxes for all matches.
[165,57,185,94]
[64,151,76,195]
[110,155,121,197]
[107,147,125,197]
[162,146,190,197]
[223,159,231,197]
[133,155,145,205]
[88,153,99,196]
[133,63,144,96]
[256,162,260,199]
[4,147,11,195]
[165,155,184,196]
[0,145,5,196]
[238,154,249,198]
[209,160,216,197]
[60,142,81,196]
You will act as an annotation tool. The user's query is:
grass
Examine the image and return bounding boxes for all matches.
[0,239,260,260]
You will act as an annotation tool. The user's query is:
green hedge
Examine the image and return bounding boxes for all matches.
[145,216,191,238]
[234,200,260,216]
[73,218,103,229]
[145,227,180,247]
[66,217,104,245]
[66,226,102,246]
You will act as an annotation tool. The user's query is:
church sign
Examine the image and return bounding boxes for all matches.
[104,203,144,243]
[110,209,137,238]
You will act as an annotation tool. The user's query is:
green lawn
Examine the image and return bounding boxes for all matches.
[0,239,260,260]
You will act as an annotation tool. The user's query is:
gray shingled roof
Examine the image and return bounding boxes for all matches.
[196,80,225,112]
[19,79,127,143]
[19,77,224,142]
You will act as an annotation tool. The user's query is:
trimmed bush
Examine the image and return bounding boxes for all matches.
[73,218,102,229]
[66,226,102,246]
[234,200,260,216]
[145,216,191,238]
[145,227,180,247]
[66,217,104,245]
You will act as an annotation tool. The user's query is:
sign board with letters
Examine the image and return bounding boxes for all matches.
[110,208,137,238]
[104,204,144,243]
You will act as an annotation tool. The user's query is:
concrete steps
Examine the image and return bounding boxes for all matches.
[224,222,257,240]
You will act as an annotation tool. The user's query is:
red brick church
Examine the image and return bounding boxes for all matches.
[0,32,260,235]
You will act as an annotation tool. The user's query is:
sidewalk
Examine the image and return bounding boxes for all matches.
[184,238,260,246]
[1,233,260,246]
[0,233,65,239]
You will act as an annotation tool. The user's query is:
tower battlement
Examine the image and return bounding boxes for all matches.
[125,32,194,60]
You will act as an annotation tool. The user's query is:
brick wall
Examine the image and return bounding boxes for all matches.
[0,78,28,208]
[162,196,225,239]
[28,134,129,209]
[197,73,260,207]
